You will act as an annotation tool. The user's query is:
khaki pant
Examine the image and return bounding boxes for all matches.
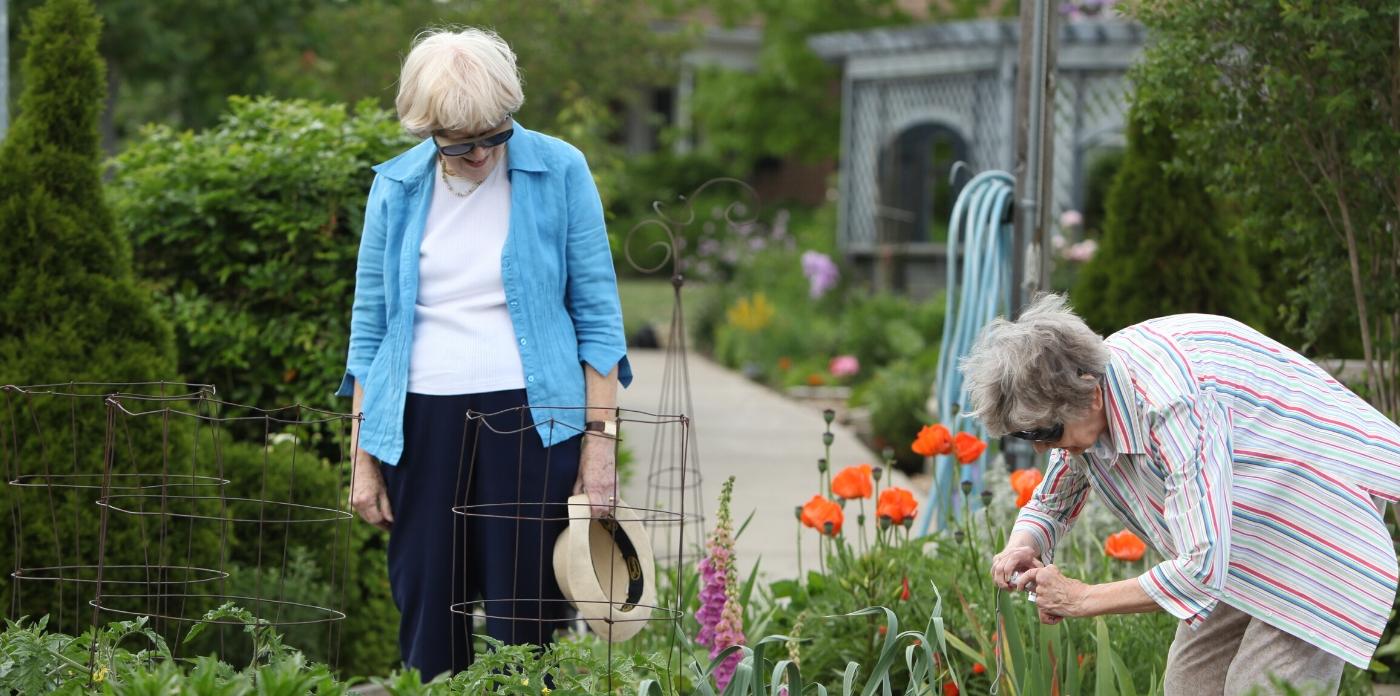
[1163,603,1343,696]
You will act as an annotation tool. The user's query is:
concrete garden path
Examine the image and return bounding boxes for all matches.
[617,348,925,583]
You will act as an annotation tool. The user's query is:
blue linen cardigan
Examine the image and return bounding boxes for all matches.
[337,125,633,465]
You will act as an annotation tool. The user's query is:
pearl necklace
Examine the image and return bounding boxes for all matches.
[440,156,484,198]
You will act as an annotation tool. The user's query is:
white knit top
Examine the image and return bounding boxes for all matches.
[406,158,525,394]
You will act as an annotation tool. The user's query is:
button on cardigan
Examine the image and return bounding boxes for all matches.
[337,125,632,466]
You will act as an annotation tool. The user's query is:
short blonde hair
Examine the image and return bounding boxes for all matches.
[395,28,525,139]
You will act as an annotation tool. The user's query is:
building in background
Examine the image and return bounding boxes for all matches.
[811,18,1144,297]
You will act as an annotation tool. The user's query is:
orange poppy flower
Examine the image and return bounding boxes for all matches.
[1008,468,1044,508]
[952,432,987,464]
[800,495,844,536]
[972,663,986,675]
[877,487,918,526]
[911,424,953,457]
[1104,529,1147,562]
[944,682,959,696]
[832,464,873,500]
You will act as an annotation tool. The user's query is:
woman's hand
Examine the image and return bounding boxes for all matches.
[991,542,1045,591]
[575,435,617,518]
[349,452,394,531]
[1017,565,1090,622]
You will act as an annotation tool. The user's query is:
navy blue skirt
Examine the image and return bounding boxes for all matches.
[381,390,581,678]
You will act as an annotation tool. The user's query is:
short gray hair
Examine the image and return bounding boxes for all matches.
[396,27,525,139]
[959,294,1109,436]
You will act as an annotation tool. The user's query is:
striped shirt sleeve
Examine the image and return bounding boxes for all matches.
[1011,448,1091,563]
[1138,392,1233,625]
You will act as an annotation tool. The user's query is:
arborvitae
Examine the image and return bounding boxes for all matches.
[1072,108,1263,335]
[0,0,191,635]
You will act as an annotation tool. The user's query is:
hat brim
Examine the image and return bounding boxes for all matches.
[552,494,657,642]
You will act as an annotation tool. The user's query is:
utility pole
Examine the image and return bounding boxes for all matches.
[1006,0,1059,473]
[1010,0,1059,318]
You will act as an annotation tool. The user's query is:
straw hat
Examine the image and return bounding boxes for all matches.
[552,493,656,642]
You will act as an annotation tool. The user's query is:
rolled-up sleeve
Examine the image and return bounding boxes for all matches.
[561,147,632,387]
[336,175,389,398]
[1011,449,1091,563]
[1138,393,1232,625]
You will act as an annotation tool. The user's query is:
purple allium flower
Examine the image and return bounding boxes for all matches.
[801,250,839,299]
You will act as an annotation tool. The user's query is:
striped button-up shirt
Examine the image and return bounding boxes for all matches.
[1012,314,1400,667]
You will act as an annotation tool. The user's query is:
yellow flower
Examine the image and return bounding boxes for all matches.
[542,688,551,695]
[93,665,109,683]
[726,292,775,332]
[521,677,529,686]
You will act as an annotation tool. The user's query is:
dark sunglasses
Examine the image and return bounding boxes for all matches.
[1008,423,1064,443]
[435,126,514,157]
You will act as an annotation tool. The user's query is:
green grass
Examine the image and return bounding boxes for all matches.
[618,278,716,344]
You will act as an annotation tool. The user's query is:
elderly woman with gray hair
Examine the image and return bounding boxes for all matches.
[962,294,1400,696]
[338,28,630,676]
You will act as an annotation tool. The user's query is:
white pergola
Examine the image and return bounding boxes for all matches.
[810,19,1145,297]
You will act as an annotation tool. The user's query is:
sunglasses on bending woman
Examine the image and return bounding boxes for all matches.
[434,126,515,158]
[1008,423,1064,443]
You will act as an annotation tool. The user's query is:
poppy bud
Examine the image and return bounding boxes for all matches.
[822,432,834,447]
[981,490,993,506]
[857,513,866,526]
[902,517,913,530]
[817,458,828,473]
[823,408,836,424]
[872,465,883,482]
[823,521,835,535]
[960,480,973,496]
[794,505,803,520]
[879,515,892,530]
[953,529,965,543]
[882,446,895,462]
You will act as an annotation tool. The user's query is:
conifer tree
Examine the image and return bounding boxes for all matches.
[0,0,180,635]
[1072,108,1263,335]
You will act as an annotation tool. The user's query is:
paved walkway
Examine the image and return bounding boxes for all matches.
[617,349,923,582]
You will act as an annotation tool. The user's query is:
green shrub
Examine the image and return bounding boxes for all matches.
[0,0,183,639]
[850,356,938,471]
[107,96,418,414]
[1071,109,1264,335]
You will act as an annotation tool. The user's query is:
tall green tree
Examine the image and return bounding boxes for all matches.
[1071,110,1263,334]
[7,0,317,142]
[0,0,187,635]
[1130,0,1400,415]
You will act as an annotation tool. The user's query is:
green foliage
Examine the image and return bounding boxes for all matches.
[8,0,318,135]
[1129,0,1400,414]
[851,356,937,469]
[260,0,691,207]
[1080,149,1124,237]
[203,437,399,679]
[682,0,914,168]
[0,0,181,639]
[107,97,417,412]
[1071,109,1264,335]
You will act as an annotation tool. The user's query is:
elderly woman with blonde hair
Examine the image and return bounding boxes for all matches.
[963,294,1400,696]
[337,28,631,676]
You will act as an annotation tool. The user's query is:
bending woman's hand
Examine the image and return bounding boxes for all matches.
[349,452,394,531]
[575,435,618,518]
